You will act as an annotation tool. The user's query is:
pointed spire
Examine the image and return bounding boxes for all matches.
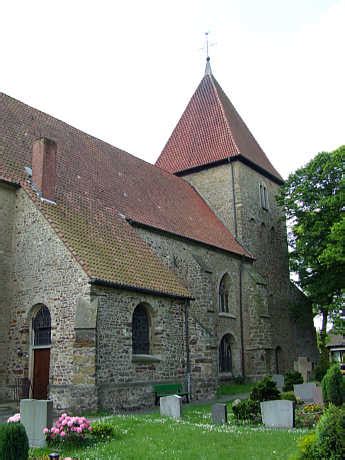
[205,56,212,76]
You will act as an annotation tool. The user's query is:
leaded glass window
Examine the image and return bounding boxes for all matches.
[32,306,51,346]
[132,304,150,354]
[219,334,232,373]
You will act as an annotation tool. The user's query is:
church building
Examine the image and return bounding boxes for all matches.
[0,59,318,412]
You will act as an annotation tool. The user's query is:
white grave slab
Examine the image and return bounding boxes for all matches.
[272,374,284,391]
[160,395,182,419]
[260,400,294,428]
[294,383,317,402]
[20,399,53,448]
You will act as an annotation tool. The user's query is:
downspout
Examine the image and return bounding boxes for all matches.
[184,300,191,398]
[229,158,245,376]
[239,256,245,377]
[229,159,238,239]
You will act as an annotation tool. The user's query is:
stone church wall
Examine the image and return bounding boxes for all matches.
[0,182,17,400]
[95,286,186,410]
[184,161,319,376]
[1,189,95,411]
[135,226,248,399]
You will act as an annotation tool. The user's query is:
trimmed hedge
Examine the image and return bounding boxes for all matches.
[0,422,29,460]
[321,363,344,406]
[232,399,260,422]
[283,371,303,392]
[250,377,280,402]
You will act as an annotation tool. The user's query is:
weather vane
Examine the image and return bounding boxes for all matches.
[203,31,216,60]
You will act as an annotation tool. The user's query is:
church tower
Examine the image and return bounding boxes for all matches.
[156,59,318,375]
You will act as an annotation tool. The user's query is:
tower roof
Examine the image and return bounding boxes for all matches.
[156,69,283,184]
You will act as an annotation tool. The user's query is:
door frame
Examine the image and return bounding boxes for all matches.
[28,304,52,399]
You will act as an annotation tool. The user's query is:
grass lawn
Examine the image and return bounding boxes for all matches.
[30,403,306,460]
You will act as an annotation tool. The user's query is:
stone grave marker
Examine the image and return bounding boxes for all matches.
[260,400,294,428]
[20,399,53,447]
[313,386,324,405]
[160,395,182,419]
[294,356,312,383]
[294,383,317,402]
[272,374,284,391]
[211,403,228,425]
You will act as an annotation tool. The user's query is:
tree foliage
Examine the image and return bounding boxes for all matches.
[278,146,345,343]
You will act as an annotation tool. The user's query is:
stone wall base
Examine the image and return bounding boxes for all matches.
[49,384,98,414]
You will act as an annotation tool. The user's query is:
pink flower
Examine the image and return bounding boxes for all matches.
[60,430,66,437]
[7,413,20,423]
[43,428,49,434]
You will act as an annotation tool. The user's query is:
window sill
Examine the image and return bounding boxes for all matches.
[132,354,161,363]
[218,312,236,319]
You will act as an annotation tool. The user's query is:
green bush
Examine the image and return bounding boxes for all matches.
[283,371,303,391]
[250,377,280,402]
[321,363,344,406]
[294,432,320,459]
[280,391,297,402]
[313,355,330,382]
[315,405,345,460]
[91,420,117,440]
[232,399,260,422]
[0,422,29,460]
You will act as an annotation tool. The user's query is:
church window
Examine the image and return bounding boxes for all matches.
[32,305,51,346]
[219,274,230,313]
[219,334,232,373]
[259,183,269,210]
[132,303,150,355]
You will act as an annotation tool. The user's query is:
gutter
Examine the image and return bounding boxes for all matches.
[89,278,193,301]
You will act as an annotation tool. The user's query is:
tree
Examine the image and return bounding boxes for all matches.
[278,146,345,356]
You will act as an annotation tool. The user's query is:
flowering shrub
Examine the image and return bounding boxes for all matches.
[7,413,20,423]
[44,413,92,445]
[295,404,323,428]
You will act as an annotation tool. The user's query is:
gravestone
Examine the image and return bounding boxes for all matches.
[260,400,294,428]
[313,386,324,405]
[294,383,317,402]
[272,374,284,391]
[20,399,53,447]
[294,356,312,383]
[211,403,228,425]
[160,395,182,419]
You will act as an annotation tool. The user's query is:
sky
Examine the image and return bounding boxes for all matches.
[1,0,344,179]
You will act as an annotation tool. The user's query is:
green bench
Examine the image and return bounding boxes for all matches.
[153,383,190,405]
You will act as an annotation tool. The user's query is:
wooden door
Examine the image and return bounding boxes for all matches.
[33,348,50,399]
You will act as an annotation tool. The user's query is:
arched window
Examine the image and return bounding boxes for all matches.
[32,305,51,346]
[275,346,283,374]
[219,334,232,373]
[132,304,150,355]
[219,274,230,313]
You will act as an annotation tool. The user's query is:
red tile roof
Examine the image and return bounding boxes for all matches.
[0,92,251,299]
[156,73,283,183]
